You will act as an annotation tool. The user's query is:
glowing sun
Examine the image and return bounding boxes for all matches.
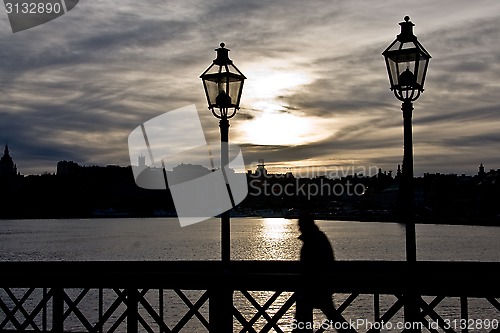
[236,64,329,146]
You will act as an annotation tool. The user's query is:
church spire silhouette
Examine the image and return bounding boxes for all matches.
[0,143,18,176]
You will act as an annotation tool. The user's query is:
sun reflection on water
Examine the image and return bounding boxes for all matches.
[262,218,291,239]
[257,218,300,260]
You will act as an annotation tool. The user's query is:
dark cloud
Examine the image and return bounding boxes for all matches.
[417,105,500,126]
[440,132,500,147]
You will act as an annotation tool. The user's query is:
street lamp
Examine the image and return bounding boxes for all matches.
[383,16,430,263]
[200,42,246,263]
[383,16,430,332]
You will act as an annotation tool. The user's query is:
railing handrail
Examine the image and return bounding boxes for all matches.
[1,260,499,297]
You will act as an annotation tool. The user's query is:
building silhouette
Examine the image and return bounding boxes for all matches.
[0,144,18,176]
[0,149,499,225]
[56,160,80,175]
[478,163,485,177]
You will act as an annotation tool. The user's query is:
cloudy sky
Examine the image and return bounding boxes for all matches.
[1,0,500,177]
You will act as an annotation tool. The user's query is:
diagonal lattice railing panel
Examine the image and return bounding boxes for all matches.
[2,288,498,333]
[136,288,171,333]
[309,293,407,333]
[233,290,296,333]
[171,289,210,332]
[242,290,284,332]
[1,261,499,332]
[62,288,96,332]
[418,296,500,333]
[93,288,128,333]
[231,292,500,333]
[0,287,52,332]
[461,297,499,333]
[132,288,210,332]
[0,288,37,331]
[420,295,458,333]
[53,288,129,333]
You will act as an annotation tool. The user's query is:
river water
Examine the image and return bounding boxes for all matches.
[1,217,499,331]
[1,217,499,262]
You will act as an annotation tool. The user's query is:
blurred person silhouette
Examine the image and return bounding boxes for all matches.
[294,212,356,333]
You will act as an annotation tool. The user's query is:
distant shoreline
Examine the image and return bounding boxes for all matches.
[1,214,498,227]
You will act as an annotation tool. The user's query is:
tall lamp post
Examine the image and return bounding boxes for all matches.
[383,16,430,331]
[382,16,431,263]
[200,43,246,264]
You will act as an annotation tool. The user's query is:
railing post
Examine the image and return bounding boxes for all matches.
[404,263,421,333]
[43,288,48,331]
[294,292,313,333]
[52,287,64,332]
[460,297,468,333]
[99,288,104,333]
[374,293,381,333]
[209,286,233,333]
[126,288,139,333]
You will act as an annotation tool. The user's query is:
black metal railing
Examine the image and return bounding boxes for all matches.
[1,261,499,332]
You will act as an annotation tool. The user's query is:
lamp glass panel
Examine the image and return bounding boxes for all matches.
[204,80,219,106]
[416,57,429,87]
